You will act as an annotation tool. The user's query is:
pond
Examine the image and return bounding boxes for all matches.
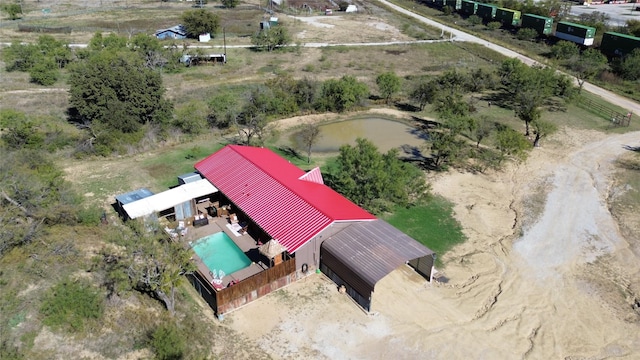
[291,118,428,154]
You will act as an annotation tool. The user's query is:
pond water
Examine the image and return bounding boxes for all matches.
[292,118,427,154]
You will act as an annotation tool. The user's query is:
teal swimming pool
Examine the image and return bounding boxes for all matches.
[192,232,251,276]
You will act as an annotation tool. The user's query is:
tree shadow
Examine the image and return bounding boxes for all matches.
[395,102,421,112]
[399,144,439,171]
[277,145,304,160]
[623,145,640,152]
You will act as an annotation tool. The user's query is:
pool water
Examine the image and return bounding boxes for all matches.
[192,232,251,276]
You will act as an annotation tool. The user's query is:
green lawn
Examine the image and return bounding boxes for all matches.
[382,197,465,264]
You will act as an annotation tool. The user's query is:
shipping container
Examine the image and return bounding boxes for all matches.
[495,8,521,27]
[476,3,497,21]
[433,0,447,7]
[600,32,640,57]
[521,13,553,36]
[460,0,478,15]
[555,21,596,46]
[445,0,462,10]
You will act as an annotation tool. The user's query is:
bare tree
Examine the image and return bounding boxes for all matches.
[299,123,321,164]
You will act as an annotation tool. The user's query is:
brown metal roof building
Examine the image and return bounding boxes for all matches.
[321,220,435,312]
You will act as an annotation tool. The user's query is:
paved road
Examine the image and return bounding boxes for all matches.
[378,0,640,115]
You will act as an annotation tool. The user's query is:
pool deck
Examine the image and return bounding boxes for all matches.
[178,215,266,290]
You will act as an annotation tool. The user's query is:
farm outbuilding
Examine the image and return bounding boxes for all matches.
[154,25,187,40]
[194,145,435,312]
[320,220,435,311]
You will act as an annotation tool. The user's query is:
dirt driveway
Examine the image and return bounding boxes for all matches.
[226,126,640,359]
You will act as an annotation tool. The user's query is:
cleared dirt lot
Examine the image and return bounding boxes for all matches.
[226,122,640,359]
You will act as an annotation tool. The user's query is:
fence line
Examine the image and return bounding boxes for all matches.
[577,96,632,127]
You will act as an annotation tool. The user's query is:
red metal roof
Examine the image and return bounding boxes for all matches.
[195,145,375,253]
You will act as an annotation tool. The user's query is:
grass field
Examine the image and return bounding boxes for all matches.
[383,197,465,262]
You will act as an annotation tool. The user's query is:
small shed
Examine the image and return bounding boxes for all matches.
[178,172,203,185]
[345,4,357,12]
[199,33,211,42]
[114,188,154,220]
[154,25,187,40]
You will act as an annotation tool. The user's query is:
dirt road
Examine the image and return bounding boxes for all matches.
[377,0,640,115]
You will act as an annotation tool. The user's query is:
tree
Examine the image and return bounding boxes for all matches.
[567,48,608,92]
[430,131,464,169]
[208,92,241,128]
[317,76,368,112]
[221,0,239,8]
[173,100,209,134]
[627,19,640,37]
[472,115,494,148]
[531,119,557,147]
[495,126,530,161]
[376,71,402,104]
[181,9,220,38]
[68,47,173,145]
[500,60,558,136]
[550,40,579,60]
[299,123,321,164]
[328,138,429,213]
[616,48,640,80]
[409,79,437,111]
[1,3,22,20]
[0,150,79,255]
[104,225,195,316]
[251,26,291,52]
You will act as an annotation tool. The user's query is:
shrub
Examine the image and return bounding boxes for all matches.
[150,322,186,360]
[516,28,538,41]
[40,280,104,332]
[29,60,58,86]
[486,22,502,30]
[467,15,482,26]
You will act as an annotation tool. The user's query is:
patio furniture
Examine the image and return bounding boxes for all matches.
[229,213,239,224]
[193,214,209,227]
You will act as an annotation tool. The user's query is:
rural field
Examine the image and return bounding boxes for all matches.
[1,0,640,359]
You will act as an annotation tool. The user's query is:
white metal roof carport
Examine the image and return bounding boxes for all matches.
[123,179,218,219]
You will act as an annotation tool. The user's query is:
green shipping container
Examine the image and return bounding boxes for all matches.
[601,32,640,57]
[433,0,447,7]
[476,3,497,21]
[460,0,478,15]
[521,13,553,36]
[555,21,596,46]
[445,0,462,10]
[495,8,521,26]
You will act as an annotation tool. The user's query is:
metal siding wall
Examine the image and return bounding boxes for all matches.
[408,255,434,280]
[320,246,374,299]
[320,263,371,311]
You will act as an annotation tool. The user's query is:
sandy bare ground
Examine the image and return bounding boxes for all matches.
[226,127,640,359]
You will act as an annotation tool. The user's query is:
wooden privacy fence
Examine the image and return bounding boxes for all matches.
[214,258,297,314]
[577,96,632,127]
